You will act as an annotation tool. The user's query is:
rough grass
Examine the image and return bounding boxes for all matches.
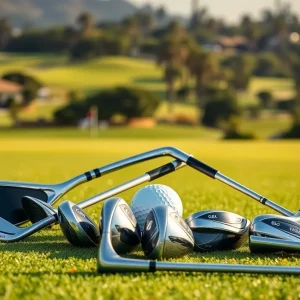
[0,135,299,299]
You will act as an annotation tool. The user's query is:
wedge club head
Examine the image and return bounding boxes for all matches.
[142,205,194,259]
[185,210,250,251]
[249,213,300,253]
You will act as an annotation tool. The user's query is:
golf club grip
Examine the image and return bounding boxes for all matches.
[147,160,185,181]
[186,157,218,179]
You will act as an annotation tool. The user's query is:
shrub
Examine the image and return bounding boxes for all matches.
[54,86,161,125]
[257,90,273,109]
[223,128,255,140]
[281,108,300,139]
[276,99,295,111]
[2,72,42,105]
[70,38,100,61]
[223,118,255,140]
[254,53,290,78]
[54,102,86,125]
[202,88,240,128]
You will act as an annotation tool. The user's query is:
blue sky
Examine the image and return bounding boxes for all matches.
[129,0,300,22]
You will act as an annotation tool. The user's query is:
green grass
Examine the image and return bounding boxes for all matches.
[0,118,292,140]
[0,136,299,299]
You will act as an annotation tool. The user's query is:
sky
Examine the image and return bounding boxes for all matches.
[129,0,300,23]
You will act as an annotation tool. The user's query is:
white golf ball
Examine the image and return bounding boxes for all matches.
[130,184,183,231]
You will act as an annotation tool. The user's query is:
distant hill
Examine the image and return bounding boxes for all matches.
[0,0,138,28]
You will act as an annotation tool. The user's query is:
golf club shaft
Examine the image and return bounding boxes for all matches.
[62,147,189,194]
[154,261,300,274]
[214,173,294,217]
[99,233,300,275]
[78,159,185,209]
[80,146,293,216]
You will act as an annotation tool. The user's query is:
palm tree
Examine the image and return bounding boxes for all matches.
[0,18,11,50]
[77,12,94,35]
[167,20,186,38]
[240,15,258,50]
[64,26,79,50]
[164,62,182,113]
[122,16,141,55]
[292,63,300,106]
[157,36,191,113]
[136,12,155,37]
[156,6,167,26]
[187,49,218,108]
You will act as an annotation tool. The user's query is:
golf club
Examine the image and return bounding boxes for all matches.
[185,210,250,251]
[1,146,295,225]
[1,147,189,225]
[98,198,300,275]
[99,198,141,254]
[141,205,194,259]
[249,213,300,253]
[0,159,185,243]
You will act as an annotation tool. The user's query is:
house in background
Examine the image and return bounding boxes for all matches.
[0,79,23,108]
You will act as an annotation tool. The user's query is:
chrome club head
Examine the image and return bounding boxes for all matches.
[99,197,141,255]
[249,214,300,253]
[141,205,194,259]
[0,214,56,242]
[185,210,250,251]
[58,201,100,247]
[22,196,58,224]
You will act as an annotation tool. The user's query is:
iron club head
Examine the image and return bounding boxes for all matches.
[99,197,141,255]
[58,201,100,247]
[141,205,194,259]
[249,213,300,253]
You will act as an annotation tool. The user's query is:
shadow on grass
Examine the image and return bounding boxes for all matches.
[1,236,299,263]
[133,77,163,84]
[0,235,97,260]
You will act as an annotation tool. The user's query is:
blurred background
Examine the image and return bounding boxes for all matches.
[0,0,300,140]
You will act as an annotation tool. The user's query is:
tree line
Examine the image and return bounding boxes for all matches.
[1,2,300,137]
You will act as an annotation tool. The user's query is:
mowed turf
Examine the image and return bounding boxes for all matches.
[0,136,299,300]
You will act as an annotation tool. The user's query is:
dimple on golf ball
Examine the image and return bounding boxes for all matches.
[130,184,183,231]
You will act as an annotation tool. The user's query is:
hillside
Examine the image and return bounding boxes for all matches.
[0,0,137,28]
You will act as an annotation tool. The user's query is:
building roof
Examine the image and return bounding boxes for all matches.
[0,79,22,93]
[217,36,248,48]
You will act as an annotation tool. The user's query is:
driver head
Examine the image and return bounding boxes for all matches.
[58,201,100,247]
[185,210,250,251]
[100,197,141,255]
[142,205,194,259]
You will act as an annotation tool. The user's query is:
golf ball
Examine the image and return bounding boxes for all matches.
[130,184,183,231]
